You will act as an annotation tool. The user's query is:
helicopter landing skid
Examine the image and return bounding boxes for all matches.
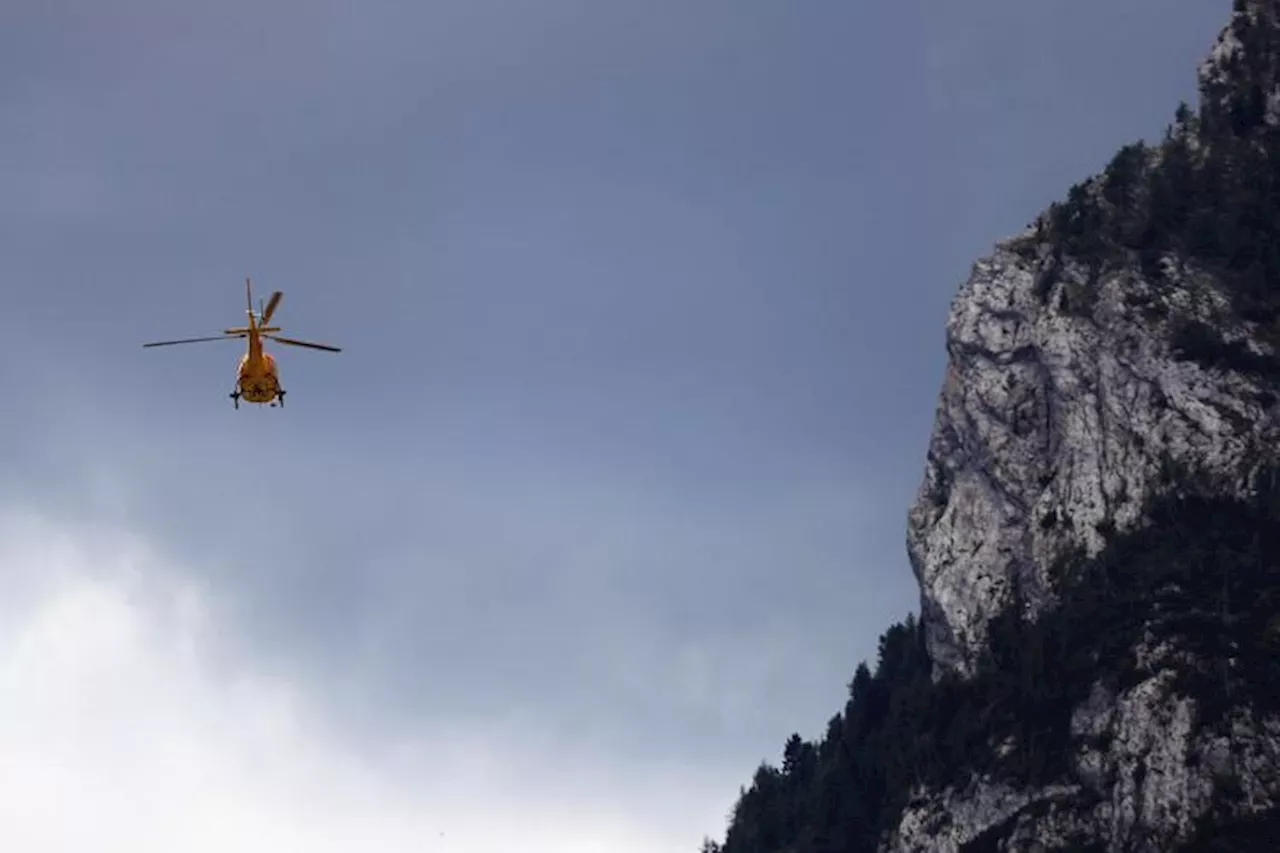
[230,389,286,408]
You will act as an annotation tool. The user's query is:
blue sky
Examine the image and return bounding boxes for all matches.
[0,2,1231,850]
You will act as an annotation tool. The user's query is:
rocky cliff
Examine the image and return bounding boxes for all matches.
[889,1,1280,847]
[706,2,1280,852]
[906,231,1273,681]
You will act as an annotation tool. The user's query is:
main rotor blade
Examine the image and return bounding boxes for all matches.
[142,333,246,348]
[260,290,283,326]
[264,334,341,352]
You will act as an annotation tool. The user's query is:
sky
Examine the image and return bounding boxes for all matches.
[0,1,1233,850]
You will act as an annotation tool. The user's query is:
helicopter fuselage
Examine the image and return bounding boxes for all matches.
[237,331,281,404]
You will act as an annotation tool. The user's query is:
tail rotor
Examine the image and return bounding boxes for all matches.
[261,290,283,326]
[244,277,283,328]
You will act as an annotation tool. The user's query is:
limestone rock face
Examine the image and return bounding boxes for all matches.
[906,239,1275,680]
[892,3,1280,849]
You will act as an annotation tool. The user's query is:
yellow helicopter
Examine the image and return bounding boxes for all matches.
[143,277,341,408]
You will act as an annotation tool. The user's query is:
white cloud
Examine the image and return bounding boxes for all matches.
[0,509,728,853]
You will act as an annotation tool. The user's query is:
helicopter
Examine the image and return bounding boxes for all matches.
[142,277,341,408]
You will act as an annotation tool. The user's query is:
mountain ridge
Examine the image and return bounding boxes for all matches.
[704,2,1280,850]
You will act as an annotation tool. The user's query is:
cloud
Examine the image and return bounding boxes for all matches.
[0,508,729,853]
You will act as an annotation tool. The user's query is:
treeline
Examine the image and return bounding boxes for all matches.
[1036,0,1280,341]
[703,461,1280,853]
